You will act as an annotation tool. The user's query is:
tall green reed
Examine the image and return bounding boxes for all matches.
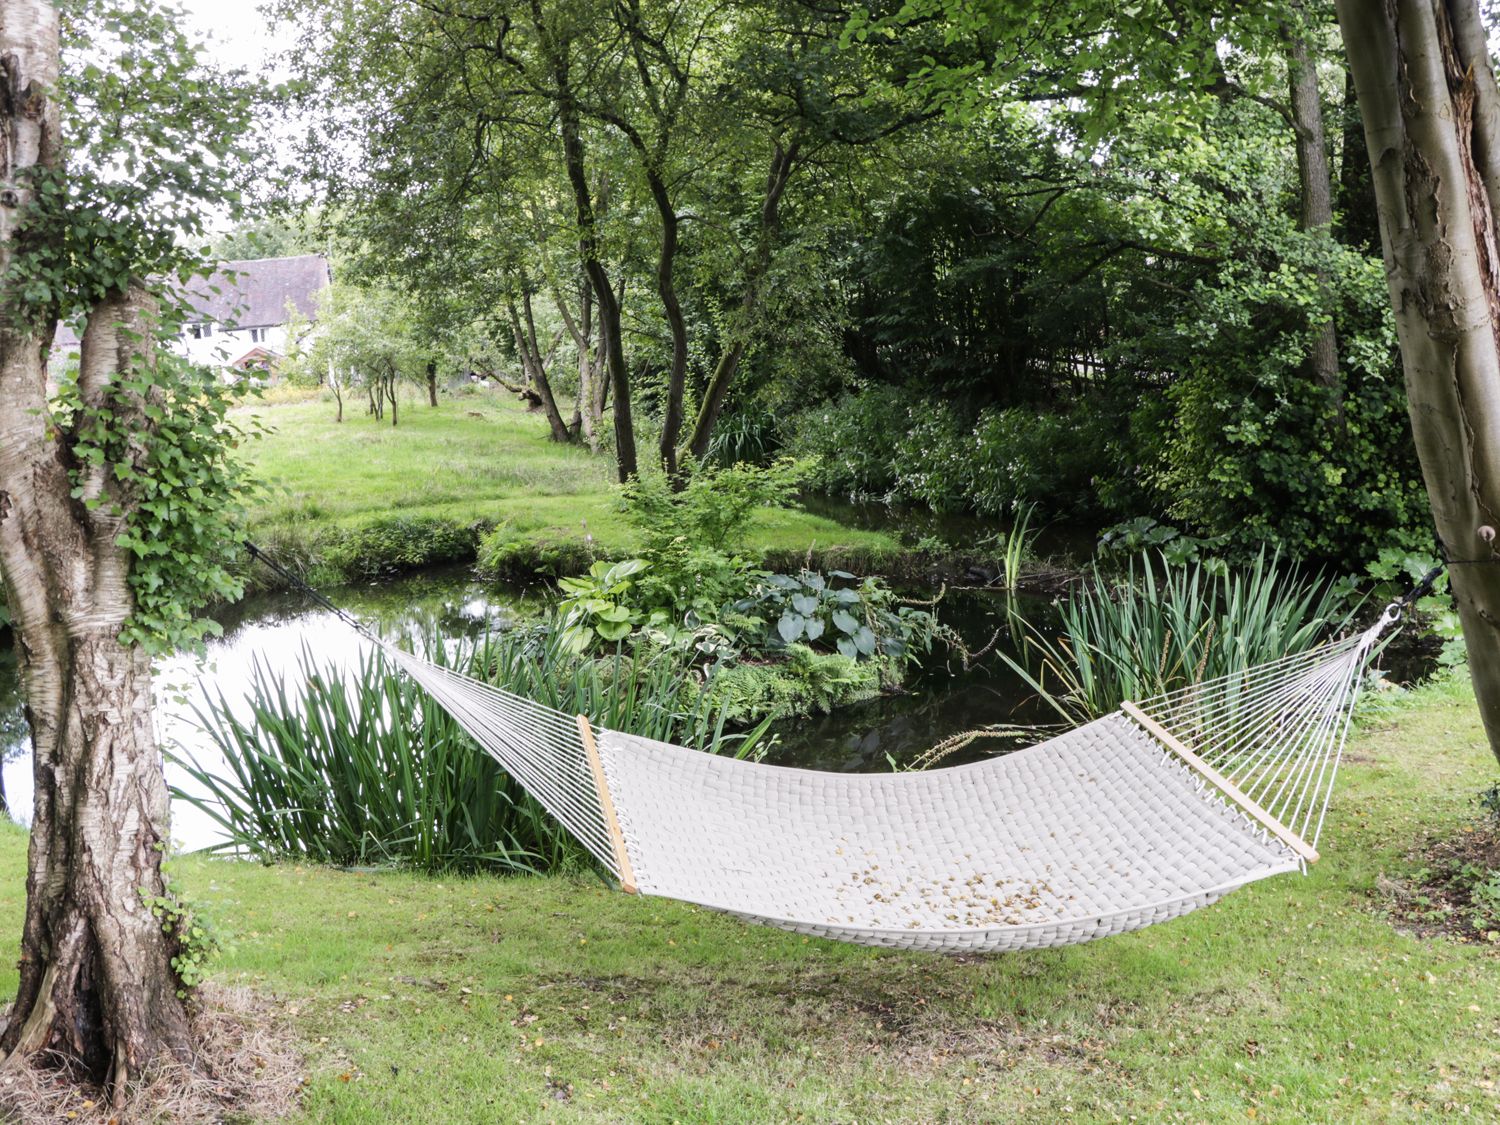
[1000,552,1350,724]
[173,626,772,874]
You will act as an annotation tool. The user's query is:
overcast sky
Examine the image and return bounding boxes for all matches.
[178,0,293,72]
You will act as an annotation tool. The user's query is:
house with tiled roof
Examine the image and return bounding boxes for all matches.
[53,254,332,375]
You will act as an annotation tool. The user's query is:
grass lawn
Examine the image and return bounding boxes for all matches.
[241,392,900,565]
[3,676,1497,1121]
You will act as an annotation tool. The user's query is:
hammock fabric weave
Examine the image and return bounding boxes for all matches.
[377,613,1390,954]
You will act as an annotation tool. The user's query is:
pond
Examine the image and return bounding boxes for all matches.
[0,571,1048,852]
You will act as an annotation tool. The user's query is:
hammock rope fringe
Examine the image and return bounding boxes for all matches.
[371,609,1395,953]
[246,537,1409,953]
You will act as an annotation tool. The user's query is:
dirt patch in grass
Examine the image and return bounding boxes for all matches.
[0,984,304,1124]
[1378,818,1500,945]
[534,963,1114,1081]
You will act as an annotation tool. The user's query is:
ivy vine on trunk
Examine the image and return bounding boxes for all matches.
[0,0,260,1096]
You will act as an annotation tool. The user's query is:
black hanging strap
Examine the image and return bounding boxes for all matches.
[243,541,379,641]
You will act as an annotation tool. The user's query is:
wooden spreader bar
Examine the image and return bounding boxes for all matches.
[576,715,638,893]
[1120,701,1319,865]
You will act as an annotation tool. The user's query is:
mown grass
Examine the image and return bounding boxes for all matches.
[241,393,900,570]
[2,675,1497,1121]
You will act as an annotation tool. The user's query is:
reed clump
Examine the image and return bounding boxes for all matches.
[1001,552,1349,724]
[175,626,767,874]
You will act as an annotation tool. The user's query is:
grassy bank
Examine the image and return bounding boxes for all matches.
[4,676,1497,1121]
[242,393,906,583]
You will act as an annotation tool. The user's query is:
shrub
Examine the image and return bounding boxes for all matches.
[701,645,882,724]
[793,387,911,497]
[474,528,596,581]
[734,569,940,667]
[318,516,486,581]
[968,408,1109,518]
[622,459,804,553]
[557,559,650,652]
[890,409,971,513]
[790,390,1114,519]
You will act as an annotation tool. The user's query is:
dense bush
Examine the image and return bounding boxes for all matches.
[546,461,945,715]
[474,528,596,581]
[320,516,486,580]
[794,387,910,498]
[792,388,1112,519]
[702,645,882,724]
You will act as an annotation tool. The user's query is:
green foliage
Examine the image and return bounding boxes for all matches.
[1480,783,1500,824]
[1152,235,1428,562]
[1097,517,1229,571]
[704,410,782,468]
[794,388,910,498]
[1339,546,1464,666]
[177,627,770,874]
[623,460,805,554]
[318,516,486,582]
[557,559,649,652]
[794,389,1112,520]
[141,885,222,998]
[474,530,598,583]
[0,1,267,654]
[735,570,938,667]
[52,349,262,653]
[180,642,580,874]
[701,645,881,724]
[1002,553,1348,724]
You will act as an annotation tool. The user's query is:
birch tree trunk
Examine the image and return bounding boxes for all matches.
[1336,0,1500,763]
[0,6,194,1077]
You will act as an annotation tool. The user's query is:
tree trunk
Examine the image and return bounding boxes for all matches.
[1336,0,1500,763]
[549,275,594,444]
[506,294,573,442]
[386,371,398,427]
[547,48,635,478]
[426,360,438,407]
[640,167,687,478]
[1287,26,1343,414]
[685,141,798,462]
[0,278,194,1090]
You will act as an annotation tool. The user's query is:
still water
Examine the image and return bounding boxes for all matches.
[0,572,1045,852]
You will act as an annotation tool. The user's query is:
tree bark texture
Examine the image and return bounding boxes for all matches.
[1336,0,1500,763]
[425,360,438,407]
[0,11,194,1066]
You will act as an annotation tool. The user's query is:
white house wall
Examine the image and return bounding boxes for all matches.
[181,324,291,368]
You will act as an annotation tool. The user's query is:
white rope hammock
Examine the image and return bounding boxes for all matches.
[373,611,1394,954]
